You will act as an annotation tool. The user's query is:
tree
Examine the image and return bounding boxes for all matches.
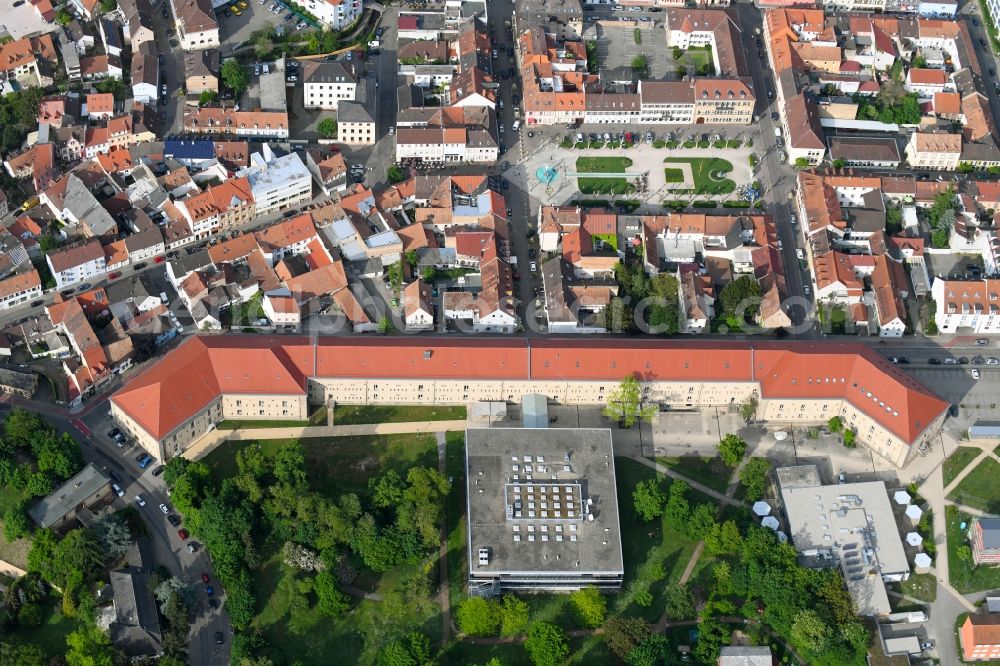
[89,513,131,557]
[843,428,856,448]
[317,118,338,138]
[626,634,671,666]
[221,59,250,95]
[957,544,972,562]
[832,159,846,169]
[692,618,729,664]
[499,594,530,636]
[65,623,116,666]
[631,55,648,77]
[662,480,690,534]
[56,9,73,24]
[570,586,607,628]
[739,457,771,501]
[378,632,431,666]
[827,416,843,433]
[525,622,569,666]
[719,275,761,322]
[154,578,193,614]
[791,608,832,654]
[99,0,116,11]
[717,434,747,467]
[739,396,758,423]
[604,296,629,333]
[0,641,45,666]
[632,477,665,521]
[313,570,349,617]
[254,32,274,58]
[199,90,218,106]
[456,596,501,636]
[603,376,655,428]
[3,500,30,542]
[687,503,718,540]
[603,617,650,660]
[794,157,810,168]
[704,519,743,556]
[388,165,406,183]
[663,583,695,620]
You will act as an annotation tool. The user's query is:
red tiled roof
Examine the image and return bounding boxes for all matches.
[112,337,948,444]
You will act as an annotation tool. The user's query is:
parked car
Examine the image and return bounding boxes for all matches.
[167,514,181,526]
[159,503,169,515]
[135,495,146,507]
[152,465,165,476]
[109,271,122,280]
[202,573,210,583]
[112,483,125,497]
[928,358,941,365]
[972,368,981,379]
[186,543,197,553]
[137,454,153,469]
[215,632,224,645]
[178,528,189,540]
[209,598,220,609]
[977,338,990,345]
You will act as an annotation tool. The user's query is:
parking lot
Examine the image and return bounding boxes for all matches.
[924,251,985,281]
[586,22,669,80]
[216,0,316,53]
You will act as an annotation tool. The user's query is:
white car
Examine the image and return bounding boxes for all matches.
[135,495,147,507]
[530,261,538,272]
[972,368,981,379]
[987,357,999,365]
[803,285,811,295]
[112,483,125,497]
[159,503,169,515]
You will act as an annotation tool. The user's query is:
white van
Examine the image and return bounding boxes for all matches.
[773,126,782,137]
[512,120,521,131]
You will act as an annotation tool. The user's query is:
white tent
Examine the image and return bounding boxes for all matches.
[905,504,923,524]
[914,552,932,573]
[761,516,780,530]
[752,501,772,517]
[893,490,912,505]
[906,532,924,547]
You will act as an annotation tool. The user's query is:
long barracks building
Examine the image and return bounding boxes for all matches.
[110,336,949,467]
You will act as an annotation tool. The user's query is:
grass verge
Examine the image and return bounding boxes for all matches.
[943,446,981,487]
[947,457,1000,513]
[946,505,1000,593]
[332,404,467,425]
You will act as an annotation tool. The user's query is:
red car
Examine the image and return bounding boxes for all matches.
[109,271,122,280]
[201,573,210,584]
[154,256,166,264]
[178,529,189,540]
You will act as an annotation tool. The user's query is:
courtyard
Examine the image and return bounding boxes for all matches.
[517,142,755,212]
[584,21,715,81]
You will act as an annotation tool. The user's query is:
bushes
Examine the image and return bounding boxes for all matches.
[570,586,607,628]
[455,594,530,636]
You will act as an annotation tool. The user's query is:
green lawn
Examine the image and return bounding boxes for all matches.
[654,456,733,493]
[236,431,443,664]
[946,505,1000,593]
[947,457,1000,513]
[613,458,705,622]
[216,418,311,430]
[664,168,685,183]
[332,404,467,426]
[0,484,32,568]
[899,573,937,602]
[202,434,437,497]
[444,431,467,608]
[943,446,982,487]
[576,156,635,195]
[18,603,73,658]
[662,157,736,195]
[576,156,633,173]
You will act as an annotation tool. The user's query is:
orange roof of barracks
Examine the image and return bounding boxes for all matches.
[112,336,948,443]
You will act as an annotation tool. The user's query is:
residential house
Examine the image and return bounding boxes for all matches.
[0,269,42,311]
[971,517,1000,565]
[961,614,1000,661]
[171,0,220,51]
[302,60,357,110]
[305,149,348,195]
[183,107,289,139]
[46,238,107,289]
[905,132,962,170]
[86,93,116,120]
[130,42,159,105]
[404,279,434,331]
[183,49,219,94]
[309,0,362,30]
[27,463,111,529]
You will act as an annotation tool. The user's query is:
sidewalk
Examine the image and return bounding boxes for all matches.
[183,420,468,460]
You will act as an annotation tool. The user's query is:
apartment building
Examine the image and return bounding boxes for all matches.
[930,277,1000,333]
[905,132,962,170]
[961,614,1000,662]
[46,239,107,289]
[301,60,357,110]
[110,336,949,467]
[308,0,362,30]
[183,107,289,139]
[240,148,312,216]
[171,0,219,50]
[0,269,42,311]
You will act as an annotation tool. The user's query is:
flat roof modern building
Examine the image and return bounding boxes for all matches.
[465,428,623,594]
[777,465,909,616]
